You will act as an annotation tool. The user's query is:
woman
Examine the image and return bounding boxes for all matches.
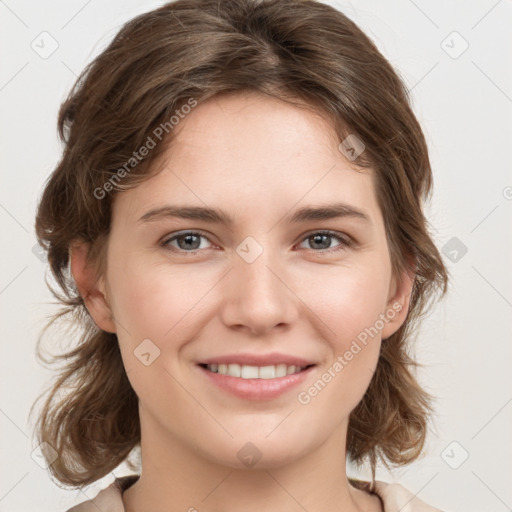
[31,1,449,511]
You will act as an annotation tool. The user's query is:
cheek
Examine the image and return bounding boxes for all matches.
[296,262,390,346]
[108,249,390,358]
[106,255,216,405]
[295,266,387,407]
[108,244,390,405]
[107,253,218,345]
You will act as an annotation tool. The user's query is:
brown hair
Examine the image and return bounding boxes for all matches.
[31,0,449,489]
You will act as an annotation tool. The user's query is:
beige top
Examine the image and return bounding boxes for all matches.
[66,475,444,512]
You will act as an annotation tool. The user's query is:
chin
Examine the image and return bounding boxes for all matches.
[198,432,315,471]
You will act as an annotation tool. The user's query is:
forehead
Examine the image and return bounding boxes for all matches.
[115,91,382,229]
[171,91,347,169]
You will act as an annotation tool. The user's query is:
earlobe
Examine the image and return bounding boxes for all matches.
[69,241,117,333]
[381,267,415,340]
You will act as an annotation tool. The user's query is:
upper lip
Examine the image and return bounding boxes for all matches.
[198,352,316,367]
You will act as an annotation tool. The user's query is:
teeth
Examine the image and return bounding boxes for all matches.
[205,363,307,379]
[241,365,259,378]
[227,363,241,377]
[259,365,275,379]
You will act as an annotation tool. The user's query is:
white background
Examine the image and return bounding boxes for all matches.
[1,1,511,511]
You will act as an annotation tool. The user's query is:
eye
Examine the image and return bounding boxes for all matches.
[161,231,214,254]
[160,229,353,256]
[297,230,353,254]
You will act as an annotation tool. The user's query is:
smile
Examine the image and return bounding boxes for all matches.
[201,363,311,379]
[197,363,316,400]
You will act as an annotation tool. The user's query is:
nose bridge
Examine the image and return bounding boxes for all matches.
[221,234,297,333]
[236,234,284,301]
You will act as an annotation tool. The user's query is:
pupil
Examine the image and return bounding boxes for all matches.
[179,234,200,250]
[311,234,330,249]
[176,234,332,251]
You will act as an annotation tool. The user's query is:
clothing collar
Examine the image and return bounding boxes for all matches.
[67,474,443,512]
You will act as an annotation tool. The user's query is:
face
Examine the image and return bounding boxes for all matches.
[73,91,412,470]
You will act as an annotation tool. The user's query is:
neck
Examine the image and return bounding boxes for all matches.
[122,412,381,512]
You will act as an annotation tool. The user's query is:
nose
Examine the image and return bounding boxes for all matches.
[219,244,299,336]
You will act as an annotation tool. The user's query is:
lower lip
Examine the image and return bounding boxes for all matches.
[198,365,315,400]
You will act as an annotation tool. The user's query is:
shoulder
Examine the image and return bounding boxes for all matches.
[64,475,139,512]
[373,480,444,512]
[66,475,445,512]
[350,478,445,512]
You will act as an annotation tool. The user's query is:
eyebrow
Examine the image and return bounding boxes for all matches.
[138,201,372,226]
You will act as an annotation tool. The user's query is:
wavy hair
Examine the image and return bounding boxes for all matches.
[31,0,449,489]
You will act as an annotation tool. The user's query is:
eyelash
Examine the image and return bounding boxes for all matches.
[160,230,354,256]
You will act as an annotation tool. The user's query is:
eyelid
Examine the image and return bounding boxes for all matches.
[160,229,355,254]
[303,229,353,242]
[160,229,217,251]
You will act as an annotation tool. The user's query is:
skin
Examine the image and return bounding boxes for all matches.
[71,90,413,512]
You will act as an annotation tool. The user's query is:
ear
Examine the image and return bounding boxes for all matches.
[69,241,117,333]
[380,264,415,341]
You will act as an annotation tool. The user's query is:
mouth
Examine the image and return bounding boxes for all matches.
[196,361,317,401]
[198,362,315,379]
